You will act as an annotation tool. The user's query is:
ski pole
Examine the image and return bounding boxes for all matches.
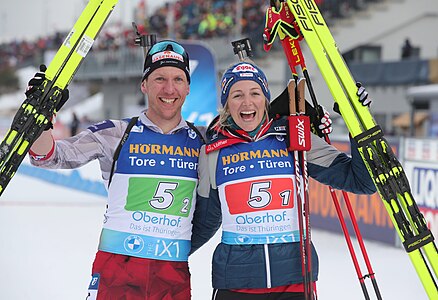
[285,0,437,297]
[287,79,314,300]
[264,2,383,299]
[296,79,314,300]
[290,38,382,300]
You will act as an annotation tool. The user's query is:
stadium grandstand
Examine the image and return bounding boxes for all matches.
[0,0,437,137]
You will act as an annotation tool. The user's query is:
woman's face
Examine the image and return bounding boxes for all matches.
[227,80,266,132]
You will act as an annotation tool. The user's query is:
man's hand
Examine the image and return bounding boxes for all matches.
[25,64,47,97]
[333,82,372,115]
[317,105,333,135]
[26,64,70,130]
[357,82,372,107]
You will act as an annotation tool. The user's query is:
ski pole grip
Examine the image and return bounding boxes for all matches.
[297,78,306,114]
[288,115,311,151]
[287,80,311,151]
[288,80,297,115]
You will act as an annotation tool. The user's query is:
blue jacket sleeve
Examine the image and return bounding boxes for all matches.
[190,145,222,254]
[190,189,222,254]
[307,135,376,194]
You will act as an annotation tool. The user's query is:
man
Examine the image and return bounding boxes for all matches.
[29,40,207,300]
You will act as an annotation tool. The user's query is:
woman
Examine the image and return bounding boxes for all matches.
[191,60,376,299]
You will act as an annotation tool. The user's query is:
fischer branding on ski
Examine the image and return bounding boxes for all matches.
[284,0,438,298]
[265,2,384,299]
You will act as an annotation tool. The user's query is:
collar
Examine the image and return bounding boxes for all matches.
[205,118,274,154]
[138,109,188,134]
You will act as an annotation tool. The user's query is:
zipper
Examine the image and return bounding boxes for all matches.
[264,244,272,288]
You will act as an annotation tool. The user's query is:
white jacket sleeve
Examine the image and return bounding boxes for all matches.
[29,119,126,181]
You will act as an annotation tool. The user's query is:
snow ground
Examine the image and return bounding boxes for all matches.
[0,174,428,300]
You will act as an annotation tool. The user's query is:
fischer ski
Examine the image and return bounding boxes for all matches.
[281,0,438,298]
[264,2,383,299]
[0,0,119,196]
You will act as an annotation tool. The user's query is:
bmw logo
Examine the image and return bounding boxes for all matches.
[276,135,285,142]
[124,235,144,253]
[235,235,253,244]
[188,128,197,139]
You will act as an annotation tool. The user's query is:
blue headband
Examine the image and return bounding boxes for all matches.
[220,62,271,107]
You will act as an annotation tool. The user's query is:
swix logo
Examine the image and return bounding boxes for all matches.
[232,63,258,73]
[267,7,273,22]
[288,115,311,151]
[283,2,292,21]
[296,118,306,147]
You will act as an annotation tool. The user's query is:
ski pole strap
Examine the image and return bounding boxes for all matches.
[353,125,384,147]
[287,115,311,151]
[108,116,139,187]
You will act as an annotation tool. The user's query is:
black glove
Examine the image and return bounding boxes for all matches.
[25,64,47,98]
[315,105,333,135]
[333,82,371,114]
[357,82,372,107]
[306,102,333,137]
[26,64,70,130]
[269,86,333,137]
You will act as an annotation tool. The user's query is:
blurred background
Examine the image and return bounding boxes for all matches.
[0,0,437,299]
[1,0,438,136]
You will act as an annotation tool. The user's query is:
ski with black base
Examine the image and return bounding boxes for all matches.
[265,2,383,299]
[281,0,437,298]
[0,0,119,197]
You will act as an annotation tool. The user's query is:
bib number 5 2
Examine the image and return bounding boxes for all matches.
[149,182,190,213]
[150,182,178,209]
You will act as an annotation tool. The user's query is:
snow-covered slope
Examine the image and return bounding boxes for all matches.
[0,173,427,300]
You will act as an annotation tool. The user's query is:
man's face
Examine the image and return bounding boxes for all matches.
[141,66,190,131]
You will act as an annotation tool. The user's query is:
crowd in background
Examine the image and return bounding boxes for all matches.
[0,0,377,72]
[0,32,65,71]
[148,0,261,39]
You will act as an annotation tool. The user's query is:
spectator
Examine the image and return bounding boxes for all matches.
[401,38,414,59]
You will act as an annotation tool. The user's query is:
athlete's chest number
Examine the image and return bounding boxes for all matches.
[224,178,294,214]
[150,182,178,209]
[248,181,292,208]
[150,182,190,213]
[126,177,196,216]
